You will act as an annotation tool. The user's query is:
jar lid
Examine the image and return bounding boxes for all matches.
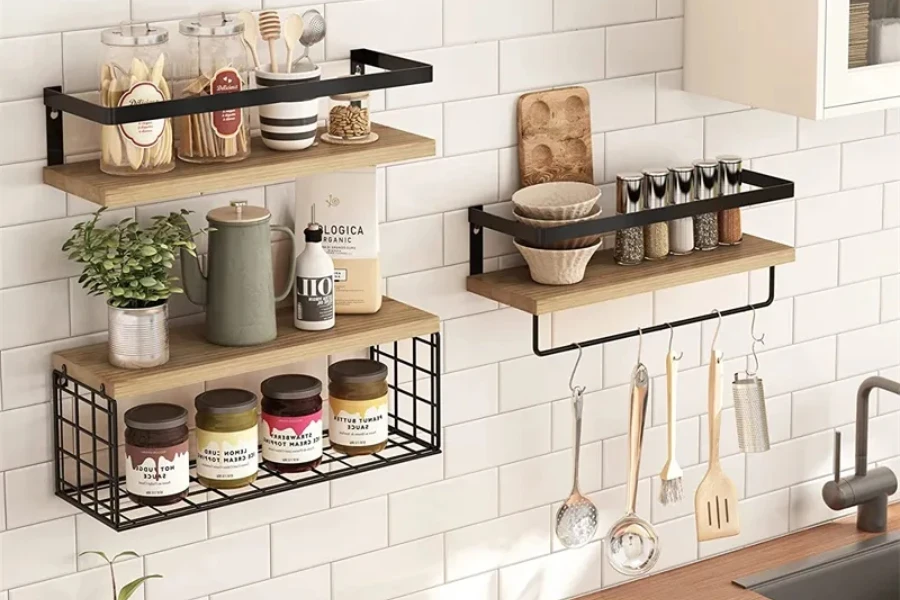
[179,14,244,37]
[207,201,271,225]
[195,389,258,414]
[329,359,388,385]
[261,374,323,400]
[124,403,188,431]
[331,92,370,101]
[101,24,169,47]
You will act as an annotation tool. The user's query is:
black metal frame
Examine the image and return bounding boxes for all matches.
[43,49,432,166]
[52,334,441,532]
[468,170,794,357]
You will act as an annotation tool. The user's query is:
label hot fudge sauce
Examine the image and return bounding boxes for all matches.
[123,403,190,506]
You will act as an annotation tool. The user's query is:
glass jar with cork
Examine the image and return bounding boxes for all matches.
[323,92,375,144]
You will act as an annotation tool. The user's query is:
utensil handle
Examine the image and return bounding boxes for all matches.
[708,350,723,466]
[572,389,584,489]
[268,39,279,73]
[627,365,650,514]
[666,352,678,458]
[271,225,298,302]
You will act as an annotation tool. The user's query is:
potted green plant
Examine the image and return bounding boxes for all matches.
[80,551,162,600]
[63,208,199,369]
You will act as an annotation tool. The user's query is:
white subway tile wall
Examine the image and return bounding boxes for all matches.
[0,4,898,600]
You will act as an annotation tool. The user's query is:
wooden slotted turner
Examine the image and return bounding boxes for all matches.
[695,350,740,541]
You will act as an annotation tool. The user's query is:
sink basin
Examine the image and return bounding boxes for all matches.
[733,531,900,600]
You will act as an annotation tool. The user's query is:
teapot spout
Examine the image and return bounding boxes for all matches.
[180,248,207,307]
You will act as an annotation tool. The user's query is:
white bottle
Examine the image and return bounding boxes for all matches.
[295,207,335,331]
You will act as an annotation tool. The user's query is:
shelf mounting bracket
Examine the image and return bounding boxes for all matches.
[531,266,778,357]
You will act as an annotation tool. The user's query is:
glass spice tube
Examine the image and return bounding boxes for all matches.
[614,173,645,266]
[693,160,720,251]
[642,169,669,260]
[668,166,694,255]
[718,155,743,245]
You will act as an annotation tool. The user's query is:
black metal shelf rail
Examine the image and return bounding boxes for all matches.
[468,170,794,358]
[52,334,441,532]
[44,49,432,166]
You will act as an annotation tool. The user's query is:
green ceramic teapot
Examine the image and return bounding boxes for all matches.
[181,201,297,346]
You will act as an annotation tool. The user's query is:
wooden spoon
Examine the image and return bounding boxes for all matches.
[283,14,304,73]
[237,11,261,69]
[258,11,281,73]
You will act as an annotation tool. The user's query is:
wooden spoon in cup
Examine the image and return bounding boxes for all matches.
[258,11,282,72]
[237,11,261,69]
[283,14,304,73]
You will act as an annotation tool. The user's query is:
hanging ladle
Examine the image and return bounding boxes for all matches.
[555,343,599,548]
[607,329,661,575]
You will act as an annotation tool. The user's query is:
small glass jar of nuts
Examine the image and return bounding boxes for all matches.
[324,92,372,143]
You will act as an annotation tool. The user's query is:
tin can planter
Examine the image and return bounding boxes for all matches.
[108,301,170,369]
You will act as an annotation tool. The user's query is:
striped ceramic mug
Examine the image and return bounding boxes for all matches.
[255,64,322,151]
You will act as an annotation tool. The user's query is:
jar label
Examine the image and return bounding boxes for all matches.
[197,427,258,481]
[328,394,388,448]
[117,81,166,148]
[296,275,335,323]
[262,411,323,464]
[210,67,243,139]
[125,441,189,498]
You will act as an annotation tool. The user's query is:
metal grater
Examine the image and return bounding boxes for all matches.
[732,374,770,453]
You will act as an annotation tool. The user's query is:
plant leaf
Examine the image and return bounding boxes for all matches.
[112,551,140,563]
[118,575,162,600]
[79,550,111,564]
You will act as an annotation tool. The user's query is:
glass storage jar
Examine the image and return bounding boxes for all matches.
[326,92,371,142]
[195,389,259,489]
[124,403,190,506]
[328,359,389,455]
[100,24,174,176]
[177,14,250,163]
[261,374,324,473]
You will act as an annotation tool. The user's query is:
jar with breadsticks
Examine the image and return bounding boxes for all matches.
[99,24,175,176]
[177,14,250,164]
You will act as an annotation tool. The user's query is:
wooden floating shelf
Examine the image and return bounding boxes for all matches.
[467,235,796,316]
[43,124,434,207]
[53,297,439,399]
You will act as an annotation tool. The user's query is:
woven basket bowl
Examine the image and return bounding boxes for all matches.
[514,240,602,286]
[513,204,603,249]
[512,182,600,220]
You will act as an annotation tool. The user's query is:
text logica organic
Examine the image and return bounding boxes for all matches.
[322,223,365,245]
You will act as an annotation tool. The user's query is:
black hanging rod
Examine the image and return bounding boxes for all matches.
[531,266,777,357]
[43,49,431,125]
[468,170,793,250]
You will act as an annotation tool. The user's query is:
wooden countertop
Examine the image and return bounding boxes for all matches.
[580,504,900,600]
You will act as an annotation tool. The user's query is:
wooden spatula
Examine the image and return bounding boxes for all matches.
[695,350,740,541]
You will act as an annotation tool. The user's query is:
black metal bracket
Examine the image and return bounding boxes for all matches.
[531,266,777,357]
[44,49,431,165]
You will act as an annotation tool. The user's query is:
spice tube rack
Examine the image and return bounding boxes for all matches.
[467,171,796,357]
[51,299,441,531]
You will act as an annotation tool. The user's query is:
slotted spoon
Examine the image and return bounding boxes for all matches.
[555,386,598,548]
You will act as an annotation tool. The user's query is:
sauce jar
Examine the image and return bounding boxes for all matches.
[328,359,389,455]
[124,403,190,506]
[195,389,259,489]
[325,92,371,142]
[260,374,324,472]
[177,14,250,164]
[99,24,174,176]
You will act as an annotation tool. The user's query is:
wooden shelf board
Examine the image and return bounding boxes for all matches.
[44,124,434,207]
[53,298,439,399]
[467,235,796,315]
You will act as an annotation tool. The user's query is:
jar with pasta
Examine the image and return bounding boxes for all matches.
[177,14,250,164]
[99,24,174,176]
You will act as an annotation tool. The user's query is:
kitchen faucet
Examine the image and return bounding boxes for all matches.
[822,376,900,533]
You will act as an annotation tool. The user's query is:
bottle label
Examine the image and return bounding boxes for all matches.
[210,67,243,138]
[125,442,189,498]
[117,81,166,148]
[197,427,258,481]
[262,411,323,464]
[296,274,335,323]
[329,395,388,447]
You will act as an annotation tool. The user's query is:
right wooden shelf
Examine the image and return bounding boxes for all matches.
[466,235,796,316]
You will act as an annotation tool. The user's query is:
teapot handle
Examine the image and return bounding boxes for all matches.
[271,225,298,302]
